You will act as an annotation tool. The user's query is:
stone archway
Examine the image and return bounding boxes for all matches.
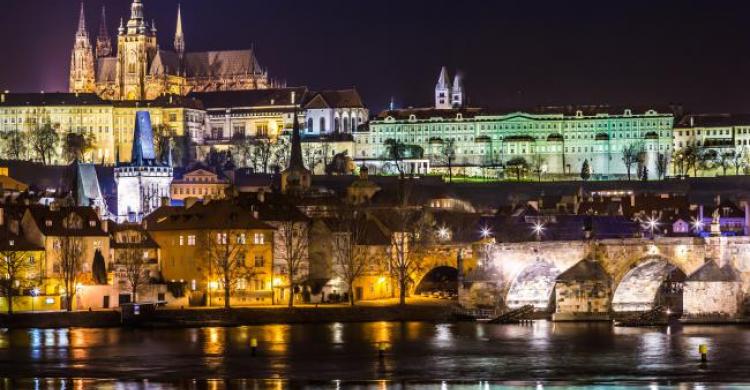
[505,260,560,311]
[611,257,686,313]
[415,266,458,296]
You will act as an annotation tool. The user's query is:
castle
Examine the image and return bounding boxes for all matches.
[70,0,272,101]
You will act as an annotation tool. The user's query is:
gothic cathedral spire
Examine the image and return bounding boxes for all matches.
[434,66,452,109]
[281,91,311,194]
[174,4,185,57]
[96,5,112,58]
[69,2,96,93]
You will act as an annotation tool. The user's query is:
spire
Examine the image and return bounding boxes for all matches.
[126,0,146,34]
[452,73,463,93]
[76,2,88,37]
[118,17,124,35]
[174,4,185,56]
[436,66,451,90]
[288,92,305,171]
[95,5,112,58]
[130,111,157,166]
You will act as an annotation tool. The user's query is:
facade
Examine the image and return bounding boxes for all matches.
[303,89,369,136]
[70,1,272,101]
[358,105,674,179]
[114,111,173,222]
[0,92,204,165]
[145,200,275,306]
[170,166,230,201]
[673,113,750,176]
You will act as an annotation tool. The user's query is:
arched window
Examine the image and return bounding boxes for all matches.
[334,118,340,133]
[344,117,351,132]
[307,118,313,133]
[319,118,326,133]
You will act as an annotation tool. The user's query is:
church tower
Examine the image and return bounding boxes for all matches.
[451,73,464,108]
[174,4,186,60]
[434,66,452,109]
[69,3,96,93]
[115,0,158,100]
[95,5,112,58]
[281,92,312,195]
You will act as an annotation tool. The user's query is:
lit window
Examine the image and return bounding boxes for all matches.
[237,234,246,244]
[187,235,196,246]
[179,236,184,246]
[217,233,227,244]
[254,255,264,268]
[253,233,264,245]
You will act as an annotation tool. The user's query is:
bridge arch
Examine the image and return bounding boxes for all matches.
[505,260,560,311]
[611,256,686,313]
[414,266,458,295]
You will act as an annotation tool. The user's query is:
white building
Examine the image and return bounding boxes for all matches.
[114,111,173,222]
[303,89,369,136]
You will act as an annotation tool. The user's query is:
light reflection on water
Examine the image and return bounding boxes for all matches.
[1,321,750,386]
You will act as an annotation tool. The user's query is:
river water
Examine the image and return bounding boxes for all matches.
[0,321,749,389]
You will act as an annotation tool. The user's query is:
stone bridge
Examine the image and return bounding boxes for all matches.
[458,237,750,319]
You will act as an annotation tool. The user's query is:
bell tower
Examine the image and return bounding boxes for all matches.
[115,0,158,100]
[69,3,96,93]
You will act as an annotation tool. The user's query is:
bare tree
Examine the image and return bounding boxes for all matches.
[62,132,95,163]
[621,142,643,181]
[505,157,528,181]
[254,138,273,173]
[203,229,250,309]
[0,249,32,314]
[230,133,254,168]
[530,154,545,182]
[330,207,370,306]
[698,149,717,177]
[276,220,309,308]
[272,140,291,172]
[384,138,407,179]
[29,124,59,165]
[56,233,84,312]
[732,150,746,175]
[388,208,430,305]
[0,129,28,160]
[303,145,322,174]
[718,151,734,176]
[118,244,149,303]
[656,152,669,180]
[439,138,457,183]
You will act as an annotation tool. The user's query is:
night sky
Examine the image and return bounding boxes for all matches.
[1,0,750,114]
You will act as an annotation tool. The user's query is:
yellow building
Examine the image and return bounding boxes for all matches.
[170,166,230,201]
[0,208,48,313]
[0,92,204,165]
[145,200,275,306]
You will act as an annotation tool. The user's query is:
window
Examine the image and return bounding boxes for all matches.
[217,233,228,244]
[45,220,52,227]
[89,220,96,227]
[237,234,246,244]
[254,255,264,268]
[187,235,196,246]
[307,118,313,133]
[254,233,265,245]
[179,236,184,246]
[319,117,326,133]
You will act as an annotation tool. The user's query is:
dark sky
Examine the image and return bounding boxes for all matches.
[1,0,750,113]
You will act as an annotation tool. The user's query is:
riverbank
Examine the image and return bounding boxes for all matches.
[0,299,455,329]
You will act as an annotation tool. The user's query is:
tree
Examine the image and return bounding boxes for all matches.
[680,146,700,177]
[621,143,643,181]
[656,153,669,180]
[253,138,274,173]
[29,124,59,164]
[530,154,545,182]
[63,132,95,163]
[0,129,28,160]
[505,157,529,181]
[732,150,746,175]
[580,159,591,181]
[277,220,309,308]
[303,145,322,174]
[718,151,734,176]
[330,207,370,306]
[272,139,291,173]
[389,206,430,305]
[56,232,84,312]
[439,139,457,183]
[153,125,186,166]
[698,149,717,177]
[384,138,407,179]
[230,133,254,168]
[203,229,249,309]
[640,165,648,181]
[91,249,107,285]
[0,249,32,314]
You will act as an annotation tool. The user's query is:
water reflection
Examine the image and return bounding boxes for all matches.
[1,321,750,385]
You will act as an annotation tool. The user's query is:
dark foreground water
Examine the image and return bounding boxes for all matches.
[1,321,749,389]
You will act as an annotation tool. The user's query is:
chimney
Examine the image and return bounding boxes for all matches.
[690,116,694,127]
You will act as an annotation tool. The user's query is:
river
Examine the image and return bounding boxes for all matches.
[1,321,749,389]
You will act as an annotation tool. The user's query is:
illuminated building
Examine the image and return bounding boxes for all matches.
[70,0,273,101]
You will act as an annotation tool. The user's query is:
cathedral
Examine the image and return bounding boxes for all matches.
[70,0,273,101]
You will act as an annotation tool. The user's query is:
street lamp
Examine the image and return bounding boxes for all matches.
[531,221,545,242]
[31,287,40,313]
[643,216,660,239]
[437,226,451,241]
[480,226,492,239]
[691,217,704,235]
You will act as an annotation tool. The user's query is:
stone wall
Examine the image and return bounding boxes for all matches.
[683,281,742,317]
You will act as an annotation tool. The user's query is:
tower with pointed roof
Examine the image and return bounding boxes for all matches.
[281,92,311,194]
[115,0,158,100]
[434,66,452,109]
[174,4,185,60]
[69,3,96,93]
[95,5,112,58]
[114,111,173,222]
[451,73,464,108]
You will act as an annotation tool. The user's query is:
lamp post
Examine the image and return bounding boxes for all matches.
[31,287,40,313]
[644,216,660,240]
[691,217,704,236]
